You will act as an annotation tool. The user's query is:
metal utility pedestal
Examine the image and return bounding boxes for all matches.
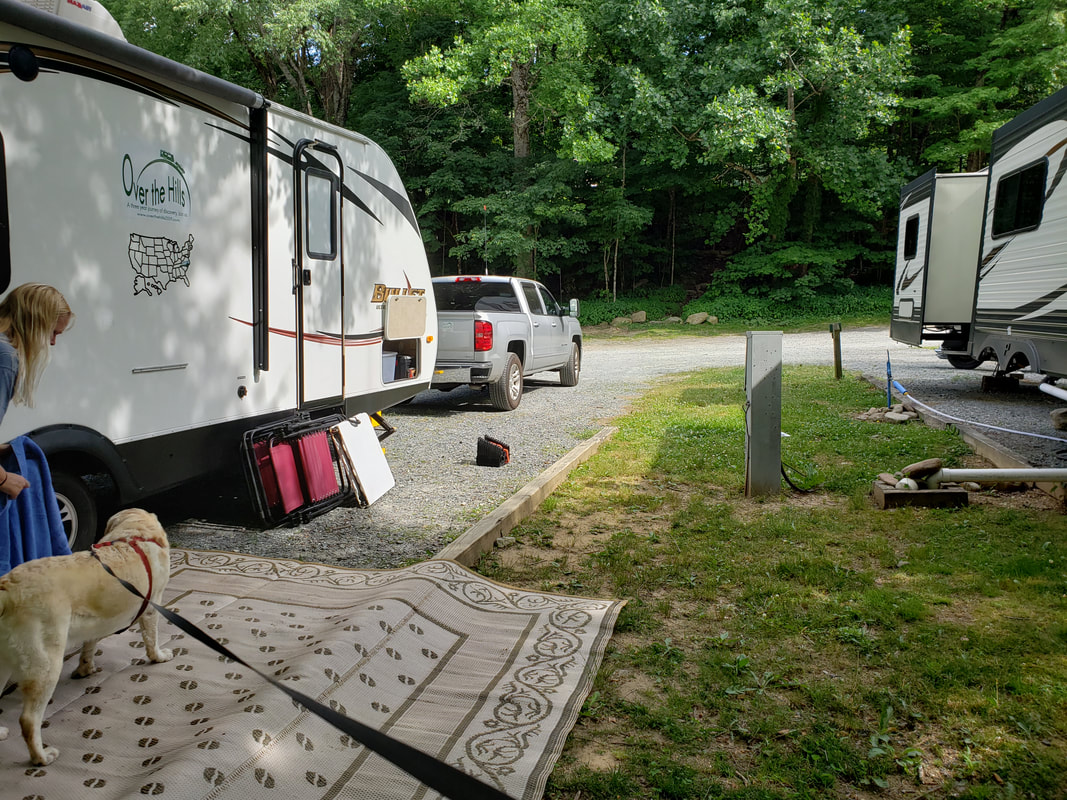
[745,331,782,497]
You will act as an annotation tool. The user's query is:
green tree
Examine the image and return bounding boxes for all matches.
[898,0,1067,172]
[116,0,406,126]
[402,0,611,277]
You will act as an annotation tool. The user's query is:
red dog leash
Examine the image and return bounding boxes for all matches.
[91,537,153,632]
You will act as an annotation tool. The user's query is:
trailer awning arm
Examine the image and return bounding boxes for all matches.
[0,0,265,110]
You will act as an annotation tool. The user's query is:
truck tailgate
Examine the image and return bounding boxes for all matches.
[435,312,478,360]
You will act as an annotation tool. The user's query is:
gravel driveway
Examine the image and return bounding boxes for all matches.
[166,326,1067,567]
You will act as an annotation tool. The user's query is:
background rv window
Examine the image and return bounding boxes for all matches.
[903,214,920,260]
[304,168,338,260]
[992,160,1047,238]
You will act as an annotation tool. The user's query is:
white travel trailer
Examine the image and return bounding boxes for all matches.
[890,169,987,367]
[892,86,1067,376]
[968,86,1067,376]
[0,0,437,546]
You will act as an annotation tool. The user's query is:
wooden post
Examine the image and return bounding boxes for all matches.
[829,322,842,380]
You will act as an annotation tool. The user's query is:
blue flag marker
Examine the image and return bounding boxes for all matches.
[886,350,892,409]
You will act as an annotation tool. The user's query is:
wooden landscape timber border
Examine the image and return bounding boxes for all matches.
[437,427,617,566]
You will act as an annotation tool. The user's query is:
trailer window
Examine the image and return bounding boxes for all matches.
[304,168,337,260]
[903,214,920,260]
[992,160,1047,238]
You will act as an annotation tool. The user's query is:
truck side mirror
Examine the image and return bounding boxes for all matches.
[568,298,580,317]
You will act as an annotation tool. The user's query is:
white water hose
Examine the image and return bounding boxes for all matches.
[890,380,1067,444]
[890,380,1067,488]
[1039,381,1067,403]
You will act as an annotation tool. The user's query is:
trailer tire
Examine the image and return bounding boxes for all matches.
[559,342,580,386]
[940,340,984,370]
[946,354,983,370]
[52,470,99,552]
[490,354,523,410]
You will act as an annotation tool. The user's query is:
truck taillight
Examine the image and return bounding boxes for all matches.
[474,320,493,352]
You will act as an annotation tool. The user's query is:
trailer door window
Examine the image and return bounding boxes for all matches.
[902,214,920,260]
[304,167,338,260]
[992,160,1047,238]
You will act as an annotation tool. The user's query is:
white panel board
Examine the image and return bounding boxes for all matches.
[384,295,428,339]
[338,413,395,505]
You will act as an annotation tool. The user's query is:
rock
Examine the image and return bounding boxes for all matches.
[901,458,944,479]
[707,315,719,325]
[630,310,647,323]
[494,536,517,549]
[884,411,914,423]
[665,316,682,323]
[877,472,899,486]
[1051,408,1067,431]
[686,312,709,325]
[961,482,981,491]
[611,316,632,327]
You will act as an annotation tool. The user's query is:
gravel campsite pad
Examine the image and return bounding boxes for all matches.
[165,327,1067,568]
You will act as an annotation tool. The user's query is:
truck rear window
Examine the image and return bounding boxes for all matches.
[434,282,521,312]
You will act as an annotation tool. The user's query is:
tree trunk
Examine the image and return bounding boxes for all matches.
[612,238,619,302]
[603,246,610,296]
[511,61,532,159]
[511,60,535,277]
[668,187,676,287]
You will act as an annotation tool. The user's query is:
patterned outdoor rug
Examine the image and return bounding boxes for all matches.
[0,550,623,800]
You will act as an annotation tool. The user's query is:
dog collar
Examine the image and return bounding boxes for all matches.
[91,537,153,632]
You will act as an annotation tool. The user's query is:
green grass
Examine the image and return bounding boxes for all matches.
[477,364,1067,799]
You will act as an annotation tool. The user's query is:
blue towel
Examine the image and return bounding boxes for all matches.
[0,436,71,575]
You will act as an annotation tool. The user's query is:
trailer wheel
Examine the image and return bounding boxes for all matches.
[490,354,523,410]
[559,342,580,386]
[946,354,983,370]
[52,471,99,552]
[942,341,984,370]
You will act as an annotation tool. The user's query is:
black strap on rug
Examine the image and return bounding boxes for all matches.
[94,559,514,800]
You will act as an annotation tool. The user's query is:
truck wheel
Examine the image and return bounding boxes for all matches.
[490,353,523,410]
[559,342,580,387]
[52,471,99,551]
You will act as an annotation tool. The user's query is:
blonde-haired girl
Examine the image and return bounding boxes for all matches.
[0,284,73,499]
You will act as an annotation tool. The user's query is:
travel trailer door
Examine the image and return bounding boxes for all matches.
[294,140,344,408]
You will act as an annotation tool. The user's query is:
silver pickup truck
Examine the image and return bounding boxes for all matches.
[430,275,582,410]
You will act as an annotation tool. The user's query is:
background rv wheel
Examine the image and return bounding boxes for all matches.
[946,354,983,369]
[489,353,523,410]
[52,471,99,551]
[942,340,984,370]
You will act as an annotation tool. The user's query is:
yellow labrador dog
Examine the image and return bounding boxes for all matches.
[0,508,173,765]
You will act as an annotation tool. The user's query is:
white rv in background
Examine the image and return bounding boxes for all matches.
[890,169,987,366]
[0,0,437,546]
[892,85,1067,376]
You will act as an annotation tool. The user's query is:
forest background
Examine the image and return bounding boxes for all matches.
[108,0,1067,324]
